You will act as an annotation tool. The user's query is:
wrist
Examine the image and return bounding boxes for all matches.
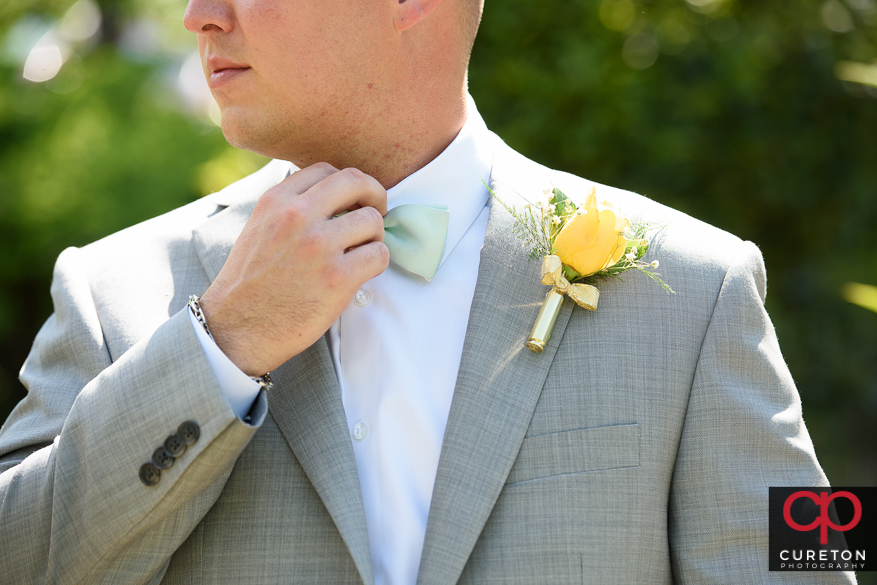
[189,294,273,389]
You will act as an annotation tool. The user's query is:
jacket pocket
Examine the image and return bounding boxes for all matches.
[506,423,640,484]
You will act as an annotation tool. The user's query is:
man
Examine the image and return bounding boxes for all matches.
[0,0,854,583]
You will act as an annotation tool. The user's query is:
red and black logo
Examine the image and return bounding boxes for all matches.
[769,487,875,571]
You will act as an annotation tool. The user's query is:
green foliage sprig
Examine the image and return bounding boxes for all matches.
[589,219,675,295]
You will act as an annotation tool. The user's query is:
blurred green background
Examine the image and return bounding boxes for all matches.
[1,0,875,569]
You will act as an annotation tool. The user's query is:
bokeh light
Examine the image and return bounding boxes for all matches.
[177,50,220,126]
[18,0,100,84]
[22,38,64,82]
[623,33,660,69]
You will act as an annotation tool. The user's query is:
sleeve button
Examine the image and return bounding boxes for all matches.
[152,447,175,470]
[164,434,186,457]
[177,421,200,445]
[139,463,161,486]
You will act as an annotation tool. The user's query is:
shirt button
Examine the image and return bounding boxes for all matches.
[354,290,371,307]
[352,422,369,441]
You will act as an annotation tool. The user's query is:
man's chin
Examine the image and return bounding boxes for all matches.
[219,111,299,161]
[220,119,273,159]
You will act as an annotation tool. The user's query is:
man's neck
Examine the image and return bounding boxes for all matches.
[276,92,469,190]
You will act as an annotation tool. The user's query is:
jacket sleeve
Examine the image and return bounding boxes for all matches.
[0,246,268,584]
[667,241,856,584]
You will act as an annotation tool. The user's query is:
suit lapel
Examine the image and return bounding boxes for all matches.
[268,344,375,585]
[416,141,573,585]
[191,160,374,585]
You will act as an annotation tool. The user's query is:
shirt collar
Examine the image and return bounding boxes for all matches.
[386,94,497,270]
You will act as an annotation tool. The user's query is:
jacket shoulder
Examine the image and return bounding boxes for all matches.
[78,159,291,262]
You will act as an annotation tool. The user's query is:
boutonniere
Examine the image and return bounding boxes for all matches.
[489,183,674,353]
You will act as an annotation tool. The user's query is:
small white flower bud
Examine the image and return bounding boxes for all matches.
[543,186,553,195]
[650,260,659,268]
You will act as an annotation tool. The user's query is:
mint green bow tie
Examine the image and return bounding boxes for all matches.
[383,204,449,280]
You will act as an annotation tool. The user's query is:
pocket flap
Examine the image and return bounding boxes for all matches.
[506,423,640,484]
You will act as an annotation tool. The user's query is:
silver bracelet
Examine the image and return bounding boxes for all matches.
[189,295,274,391]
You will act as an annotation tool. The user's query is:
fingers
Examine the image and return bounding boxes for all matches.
[309,167,388,219]
[278,162,340,197]
[278,163,387,218]
[341,240,390,284]
[328,206,387,288]
[331,206,385,251]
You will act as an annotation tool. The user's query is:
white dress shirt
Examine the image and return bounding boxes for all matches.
[192,96,497,585]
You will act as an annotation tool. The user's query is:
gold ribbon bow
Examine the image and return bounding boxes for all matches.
[540,255,599,311]
[526,255,601,353]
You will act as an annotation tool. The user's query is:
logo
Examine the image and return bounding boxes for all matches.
[783,490,862,544]
[769,487,875,572]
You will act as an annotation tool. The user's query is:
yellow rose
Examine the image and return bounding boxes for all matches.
[553,190,629,277]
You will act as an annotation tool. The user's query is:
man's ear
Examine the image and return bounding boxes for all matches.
[394,0,445,32]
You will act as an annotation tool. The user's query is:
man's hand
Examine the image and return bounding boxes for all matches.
[198,162,390,376]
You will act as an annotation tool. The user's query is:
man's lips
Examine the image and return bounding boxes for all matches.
[209,67,250,88]
[205,56,251,88]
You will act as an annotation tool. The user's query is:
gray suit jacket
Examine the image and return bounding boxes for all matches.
[0,139,854,584]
